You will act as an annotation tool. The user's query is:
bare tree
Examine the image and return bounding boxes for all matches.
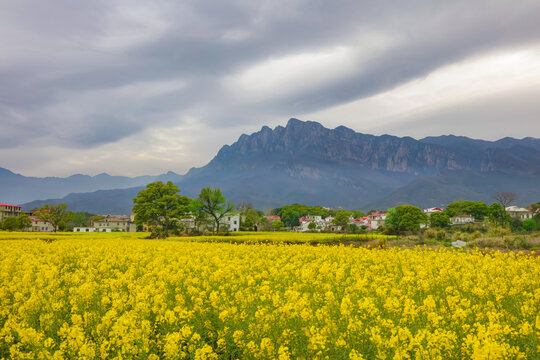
[236,201,253,210]
[494,192,517,208]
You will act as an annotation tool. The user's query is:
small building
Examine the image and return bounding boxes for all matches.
[93,215,136,232]
[0,203,22,223]
[368,212,386,230]
[451,214,475,225]
[297,215,327,232]
[505,206,533,220]
[222,214,240,232]
[28,216,55,232]
[74,227,98,232]
[423,207,444,216]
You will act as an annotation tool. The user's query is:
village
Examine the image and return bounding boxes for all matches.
[1,201,539,234]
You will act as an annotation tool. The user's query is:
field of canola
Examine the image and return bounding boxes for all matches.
[0,234,539,359]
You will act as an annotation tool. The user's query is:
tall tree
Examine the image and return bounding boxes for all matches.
[190,187,234,233]
[384,205,428,234]
[488,203,507,227]
[17,214,32,231]
[272,220,284,231]
[494,192,517,208]
[429,212,451,228]
[35,203,68,232]
[445,201,488,221]
[332,210,351,232]
[280,209,301,228]
[1,216,19,231]
[133,181,191,238]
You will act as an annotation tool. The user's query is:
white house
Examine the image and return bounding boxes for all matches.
[222,214,240,232]
[93,215,136,232]
[297,215,329,232]
[423,207,444,216]
[368,212,386,230]
[27,216,55,232]
[451,214,475,225]
[74,227,97,232]
[505,206,533,220]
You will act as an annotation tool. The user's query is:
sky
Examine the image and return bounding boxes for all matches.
[1,0,540,177]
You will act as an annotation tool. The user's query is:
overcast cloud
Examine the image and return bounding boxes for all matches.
[1,0,540,176]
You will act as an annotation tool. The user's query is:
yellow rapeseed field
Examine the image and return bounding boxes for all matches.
[0,233,538,359]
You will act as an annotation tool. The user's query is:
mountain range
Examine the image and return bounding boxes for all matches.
[4,118,539,214]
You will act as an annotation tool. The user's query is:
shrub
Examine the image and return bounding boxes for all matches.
[487,227,510,237]
[471,231,483,240]
[522,219,538,232]
[425,228,437,239]
[436,230,447,242]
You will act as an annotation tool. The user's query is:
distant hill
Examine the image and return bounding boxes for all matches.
[17,118,540,213]
[0,168,182,205]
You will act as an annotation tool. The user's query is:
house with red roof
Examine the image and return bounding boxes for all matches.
[28,216,55,232]
[367,211,386,230]
[423,207,444,216]
[0,203,22,223]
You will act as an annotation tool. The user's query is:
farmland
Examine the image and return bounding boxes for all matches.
[0,233,539,359]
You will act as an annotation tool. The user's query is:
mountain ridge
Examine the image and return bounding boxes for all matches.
[12,118,540,213]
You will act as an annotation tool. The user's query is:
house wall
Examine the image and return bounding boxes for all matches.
[93,217,135,232]
[222,215,240,232]
[0,204,22,222]
[27,219,54,232]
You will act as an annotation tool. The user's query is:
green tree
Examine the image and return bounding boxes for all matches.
[17,214,32,231]
[429,212,451,228]
[239,208,261,231]
[384,208,399,233]
[280,209,301,228]
[445,201,488,221]
[522,219,538,232]
[1,216,19,231]
[65,211,96,230]
[271,204,337,221]
[133,181,191,238]
[241,216,255,231]
[35,203,69,232]
[332,211,351,232]
[384,205,428,234]
[346,223,360,234]
[258,217,272,231]
[272,220,284,231]
[488,203,507,227]
[351,210,367,218]
[509,217,523,231]
[191,187,234,234]
[307,222,317,231]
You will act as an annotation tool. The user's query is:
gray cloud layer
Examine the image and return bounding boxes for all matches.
[1,0,540,175]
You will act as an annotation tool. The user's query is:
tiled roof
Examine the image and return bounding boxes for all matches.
[0,203,22,208]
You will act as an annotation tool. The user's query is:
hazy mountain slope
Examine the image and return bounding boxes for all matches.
[18,118,540,213]
[22,187,144,214]
[366,170,540,210]
[0,168,182,205]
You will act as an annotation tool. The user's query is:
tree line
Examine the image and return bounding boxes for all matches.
[0,204,95,232]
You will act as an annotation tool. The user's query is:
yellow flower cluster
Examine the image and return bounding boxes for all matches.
[0,231,390,246]
[0,235,538,359]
